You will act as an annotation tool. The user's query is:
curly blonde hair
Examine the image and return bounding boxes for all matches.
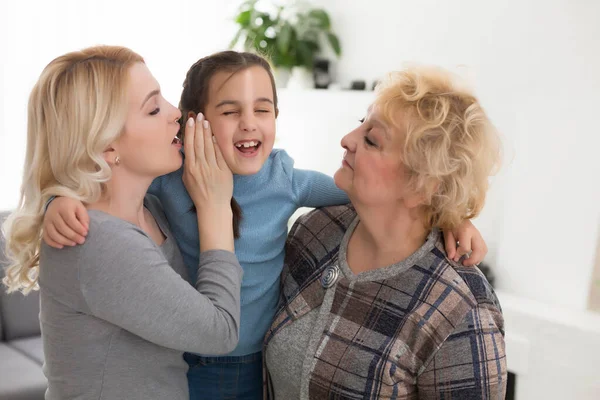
[374,66,502,231]
[2,45,144,294]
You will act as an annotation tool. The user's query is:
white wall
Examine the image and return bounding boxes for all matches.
[315,0,600,311]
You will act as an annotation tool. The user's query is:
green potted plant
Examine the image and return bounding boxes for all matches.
[230,0,342,88]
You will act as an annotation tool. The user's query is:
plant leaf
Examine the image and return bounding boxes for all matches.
[235,10,252,27]
[297,40,315,69]
[302,28,319,43]
[308,9,331,30]
[327,33,342,56]
[277,23,293,55]
[303,39,320,52]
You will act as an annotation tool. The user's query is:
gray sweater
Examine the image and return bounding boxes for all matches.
[38,195,243,400]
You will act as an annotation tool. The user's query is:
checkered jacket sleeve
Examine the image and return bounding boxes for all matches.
[417,300,507,399]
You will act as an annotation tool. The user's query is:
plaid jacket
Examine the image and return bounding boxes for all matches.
[264,205,507,399]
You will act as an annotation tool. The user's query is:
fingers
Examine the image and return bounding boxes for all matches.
[45,223,77,247]
[62,207,88,243]
[214,136,229,171]
[42,229,64,249]
[444,230,457,260]
[184,117,195,169]
[75,203,90,232]
[194,114,206,168]
[463,234,487,266]
[55,216,85,244]
[454,233,472,263]
[202,119,217,167]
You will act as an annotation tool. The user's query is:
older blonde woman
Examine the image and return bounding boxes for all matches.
[2,46,242,399]
[264,66,506,399]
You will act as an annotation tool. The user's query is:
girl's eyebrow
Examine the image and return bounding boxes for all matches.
[216,98,273,108]
[255,97,273,104]
[215,100,239,108]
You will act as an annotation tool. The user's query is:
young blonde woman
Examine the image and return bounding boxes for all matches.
[2,45,243,400]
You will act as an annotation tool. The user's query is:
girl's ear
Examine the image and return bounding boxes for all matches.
[275,107,279,119]
[187,111,197,120]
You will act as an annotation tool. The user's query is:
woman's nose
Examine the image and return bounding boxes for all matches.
[172,106,182,122]
[341,134,349,150]
[341,129,358,152]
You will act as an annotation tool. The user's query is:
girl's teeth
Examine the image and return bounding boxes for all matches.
[236,141,257,148]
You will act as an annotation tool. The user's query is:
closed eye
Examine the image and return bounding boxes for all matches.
[256,109,270,113]
[149,107,160,116]
[222,111,239,116]
[364,136,376,147]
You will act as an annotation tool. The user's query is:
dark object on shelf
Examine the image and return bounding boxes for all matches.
[314,59,331,89]
[371,80,380,90]
[506,372,516,400]
[350,80,366,90]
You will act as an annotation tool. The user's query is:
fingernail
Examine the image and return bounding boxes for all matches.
[187,117,194,126]
[203,120,209,129]
[197,113,204,122]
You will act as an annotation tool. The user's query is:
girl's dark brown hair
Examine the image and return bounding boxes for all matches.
[179,51,279,239]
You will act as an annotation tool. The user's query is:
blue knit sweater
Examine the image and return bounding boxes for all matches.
[149,149,349,356]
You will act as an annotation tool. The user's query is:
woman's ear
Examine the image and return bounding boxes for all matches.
[103,146,118,165]
[275,107,279,119]
[187,111,197,120]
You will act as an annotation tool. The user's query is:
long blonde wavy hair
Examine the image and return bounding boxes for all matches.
[2,45,144,294]
[374,66,502,231]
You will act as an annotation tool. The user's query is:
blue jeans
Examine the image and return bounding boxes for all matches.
[185,352,263,400]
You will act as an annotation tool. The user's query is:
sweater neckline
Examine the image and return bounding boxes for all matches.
[337,216,440,282]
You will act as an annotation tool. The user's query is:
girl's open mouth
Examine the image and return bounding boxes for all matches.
[235,140,261,155]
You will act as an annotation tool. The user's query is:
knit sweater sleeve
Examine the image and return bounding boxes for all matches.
[275,149,349,207]
[77,218,243,355]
